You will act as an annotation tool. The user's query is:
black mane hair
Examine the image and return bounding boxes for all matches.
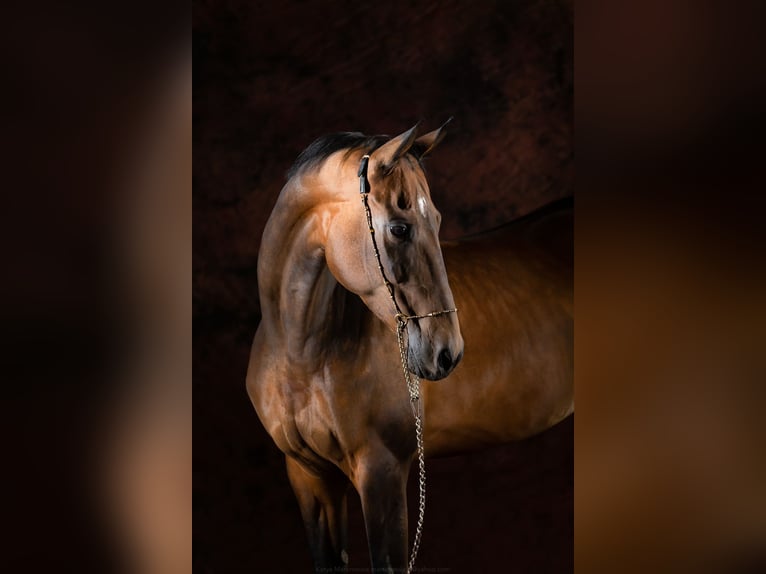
[287,132,427,180]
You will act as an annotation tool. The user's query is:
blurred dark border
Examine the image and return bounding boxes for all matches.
[575,1,766,572]
[1,1,188,571]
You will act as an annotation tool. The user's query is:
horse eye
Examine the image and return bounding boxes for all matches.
[389,224,409,239]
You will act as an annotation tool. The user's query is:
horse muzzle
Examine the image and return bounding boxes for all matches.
[408,333,464,381]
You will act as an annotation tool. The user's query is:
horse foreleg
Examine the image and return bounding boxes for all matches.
[355,449,410,574]
[285,456,350,572]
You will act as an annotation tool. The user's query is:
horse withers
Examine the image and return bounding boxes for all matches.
[246,123,573,573]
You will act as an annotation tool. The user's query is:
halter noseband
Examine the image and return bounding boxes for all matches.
[357,153,457,574]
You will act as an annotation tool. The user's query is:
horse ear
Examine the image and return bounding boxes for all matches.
[414,117,452,159]
[370,122,421,171]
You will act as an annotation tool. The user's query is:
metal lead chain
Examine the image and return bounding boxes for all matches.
[396,317,426,574]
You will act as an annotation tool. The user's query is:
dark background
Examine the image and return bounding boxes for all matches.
[193,0,573,572]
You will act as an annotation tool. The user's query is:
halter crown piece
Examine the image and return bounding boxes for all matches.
[357,153,457,574]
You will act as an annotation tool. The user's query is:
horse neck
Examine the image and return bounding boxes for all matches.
[257,178,370,368]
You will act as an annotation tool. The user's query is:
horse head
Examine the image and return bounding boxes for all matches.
[324,121,464,380]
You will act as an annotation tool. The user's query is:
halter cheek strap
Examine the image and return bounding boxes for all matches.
[357,153,457,574]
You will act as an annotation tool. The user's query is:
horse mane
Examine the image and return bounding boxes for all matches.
[287,131,428,180]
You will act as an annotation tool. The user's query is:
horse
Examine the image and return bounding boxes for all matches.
[246,122,573,573]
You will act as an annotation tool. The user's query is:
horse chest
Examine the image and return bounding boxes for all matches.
[292,385,346,462]
[264,367,355,462]
[250,331,419,467]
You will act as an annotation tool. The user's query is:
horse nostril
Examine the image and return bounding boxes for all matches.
[437,348,453,372]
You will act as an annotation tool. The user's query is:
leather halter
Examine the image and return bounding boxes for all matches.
[357,154,457,329]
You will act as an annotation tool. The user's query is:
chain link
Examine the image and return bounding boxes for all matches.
[358,154,456,574]
[397,317,426,574]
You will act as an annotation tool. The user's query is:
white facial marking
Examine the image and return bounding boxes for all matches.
[417,194,428,218]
